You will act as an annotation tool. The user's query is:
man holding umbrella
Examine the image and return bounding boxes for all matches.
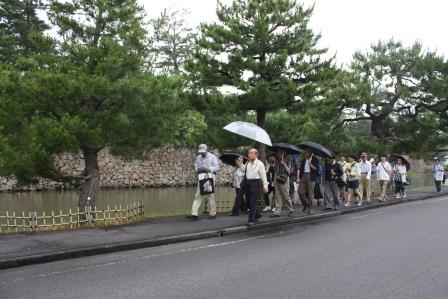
[270,150,295,218]
[244,148,269,225]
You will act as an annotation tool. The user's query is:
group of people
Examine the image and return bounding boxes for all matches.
[186,144,446,226]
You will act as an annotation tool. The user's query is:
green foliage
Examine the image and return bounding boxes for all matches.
[0,0,52,67]
[188,0,334,120]
[0,0,184,186]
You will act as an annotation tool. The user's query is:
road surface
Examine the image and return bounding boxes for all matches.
[1,195,448,298]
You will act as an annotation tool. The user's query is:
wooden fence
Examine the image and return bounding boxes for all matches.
[0,201,144,233]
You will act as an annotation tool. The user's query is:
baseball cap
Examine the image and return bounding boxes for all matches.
[198,144,208,153]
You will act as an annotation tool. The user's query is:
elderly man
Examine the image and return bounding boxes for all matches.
[359,152,372,204]
[297,149,320,214]
[186,144,220,220]
[240,148,269,226]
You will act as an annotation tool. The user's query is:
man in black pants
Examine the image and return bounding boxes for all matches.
[241,148,269,226]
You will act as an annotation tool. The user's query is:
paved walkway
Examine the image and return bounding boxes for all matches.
[0,187,447,269]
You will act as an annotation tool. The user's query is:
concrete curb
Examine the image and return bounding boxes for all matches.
[1,191,447,270]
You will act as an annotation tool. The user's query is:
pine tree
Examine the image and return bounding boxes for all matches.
[188,0,334,160]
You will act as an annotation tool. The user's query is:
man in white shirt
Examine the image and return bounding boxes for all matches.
[242,148,269,226]
[376,155,392,201]
[187,144,220,220]
[359,152,372,204]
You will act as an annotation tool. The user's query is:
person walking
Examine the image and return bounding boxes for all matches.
[297,149,320,214]
[323,156,343,210]
[187,144,220,220]
[339,155,348,204]
[433,157,445,193]
[392,158,407,198]
[263,156,276,212]
[370,157,377,197]
[345,155,362,207]
[314,159,324,206]
[270,151,295,218]
[230,156,247,216]
[287,154,299,205]
[376,155,392,201]
[359,153,372,204]
[243,148,269,226]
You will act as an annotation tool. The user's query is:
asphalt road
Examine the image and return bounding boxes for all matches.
[1,195,448,299]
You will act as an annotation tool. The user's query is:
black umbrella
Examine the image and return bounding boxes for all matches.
[297,141,333,158]
[270,143,302,155]
[389,154,411,171]
[219,152,248,167]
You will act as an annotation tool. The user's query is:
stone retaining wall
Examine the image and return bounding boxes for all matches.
[0,145,234,192]
[0,146,429,192]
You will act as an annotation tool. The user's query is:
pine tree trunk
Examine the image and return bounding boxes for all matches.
[257,109,267,162]
[78,147,100,214]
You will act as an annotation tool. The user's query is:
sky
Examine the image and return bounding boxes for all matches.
[139,0,448,66]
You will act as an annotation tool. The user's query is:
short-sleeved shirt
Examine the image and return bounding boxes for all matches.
[377,161,392,181]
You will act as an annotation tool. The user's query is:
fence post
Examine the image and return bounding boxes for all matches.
[30,212,37,230]
[51,210,55,230]
[13,211,17,232]
[22,211,25,231]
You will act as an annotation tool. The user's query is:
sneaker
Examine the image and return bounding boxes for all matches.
[262,206,271,212]
[357,202,362,207]
[288,212,295,217]
[402,193,407,198]
[344,203,350,207]
[247,221,255,226]
[207,215,216,220]
[395,194,401,199]
[366,201,371,205]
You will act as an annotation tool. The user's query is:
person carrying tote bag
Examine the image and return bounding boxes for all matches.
[187,144,220,220]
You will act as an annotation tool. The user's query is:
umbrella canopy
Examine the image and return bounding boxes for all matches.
[389,154,411,171]
[223,121,272,146]
[219,152,248,167]
[270,143,301,155]
[297,141,333,158]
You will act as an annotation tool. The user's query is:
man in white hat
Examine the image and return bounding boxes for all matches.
[187,144,220,220]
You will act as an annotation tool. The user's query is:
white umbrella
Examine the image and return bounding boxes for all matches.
[223,121,272,146]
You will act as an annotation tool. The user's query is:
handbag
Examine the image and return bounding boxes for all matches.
[335,176,346,188]
[199,173,215,195]
[277,173,288,184]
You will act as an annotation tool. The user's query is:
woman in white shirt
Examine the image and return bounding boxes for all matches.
[392,158,407,199]
[230,156,247,216]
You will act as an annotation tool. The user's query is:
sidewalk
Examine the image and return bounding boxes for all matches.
[1,187,447,270]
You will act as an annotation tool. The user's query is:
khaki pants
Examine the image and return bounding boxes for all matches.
[191,185,216,216]
[360,174,371,202]
[273,178,294,215]
[299,173,315,207]
[379,180,388,199]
